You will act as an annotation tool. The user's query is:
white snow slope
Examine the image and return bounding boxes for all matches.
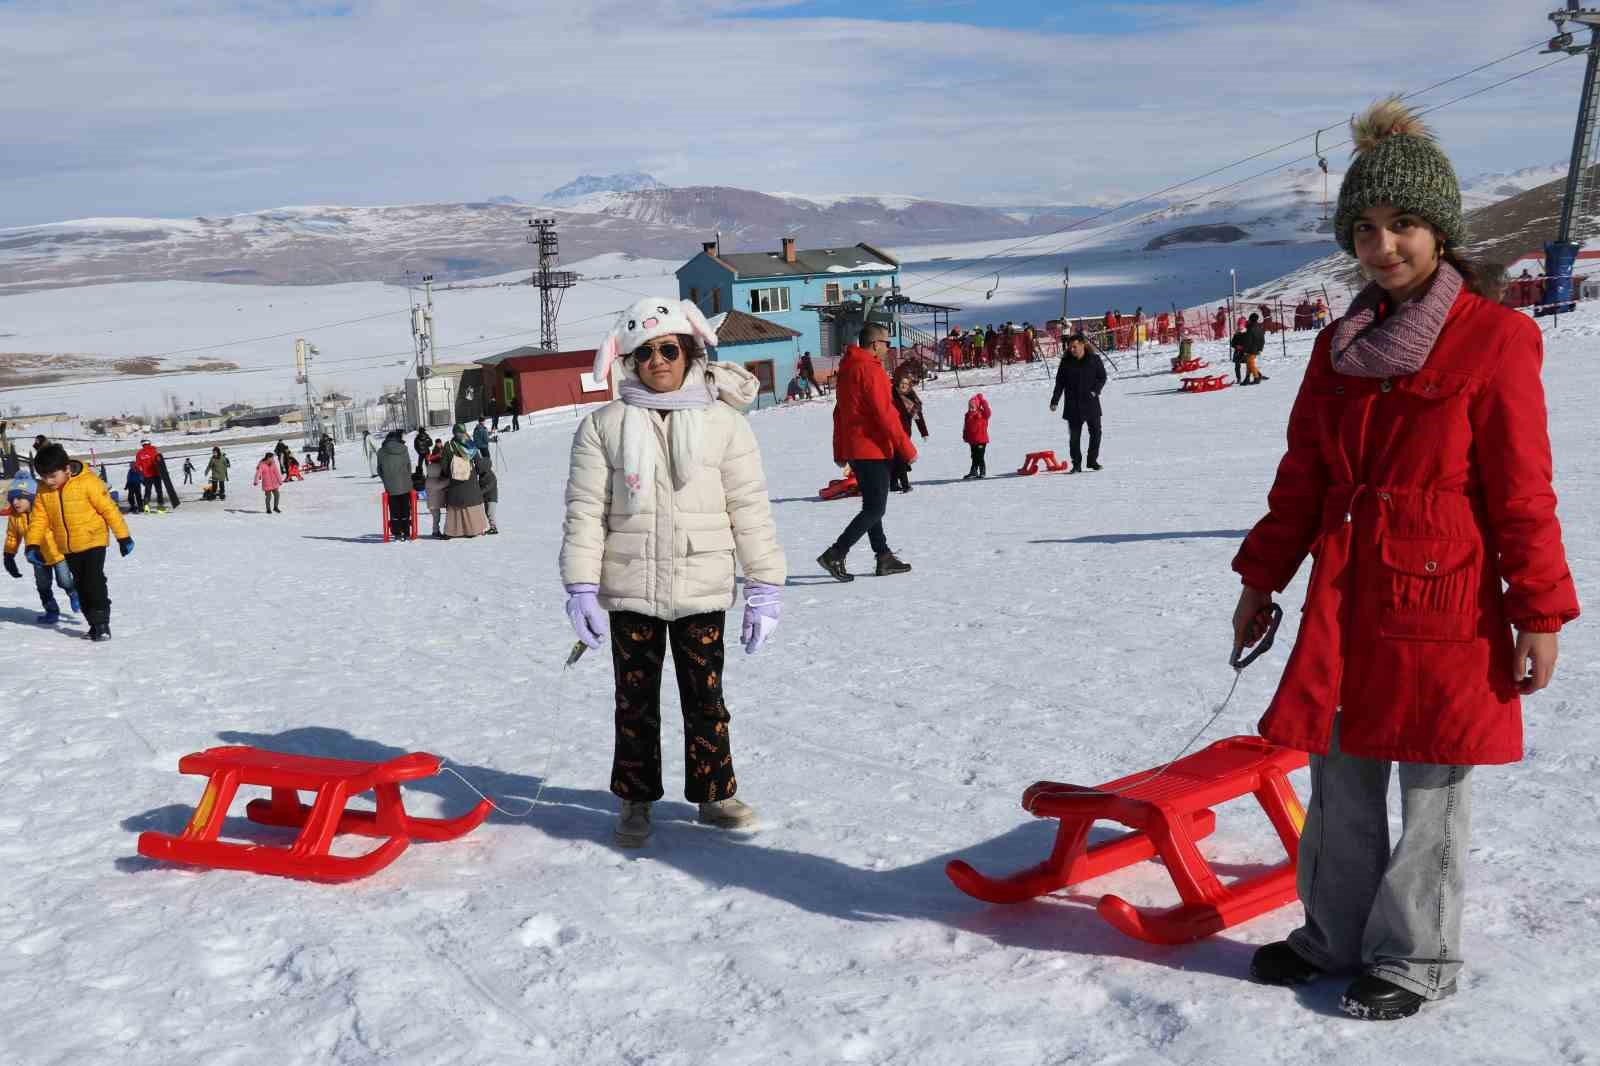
[2,308,1596,1066]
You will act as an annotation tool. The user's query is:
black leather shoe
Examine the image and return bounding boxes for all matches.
[874,551,912,576]
[1340,975,1424,1020]
[1249,941,1323,987]
[817,548,854,582]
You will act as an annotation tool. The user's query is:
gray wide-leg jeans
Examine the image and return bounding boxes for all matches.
[1287,718,1472,1000]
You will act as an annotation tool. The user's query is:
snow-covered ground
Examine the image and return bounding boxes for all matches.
[4,300,1595,1065]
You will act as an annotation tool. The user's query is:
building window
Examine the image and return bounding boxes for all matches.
[689,286,699,307]
[748,286,790,314]
[712,289,721,313]
[823,282,841,304]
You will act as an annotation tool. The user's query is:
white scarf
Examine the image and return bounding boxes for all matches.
[617,373,716,513]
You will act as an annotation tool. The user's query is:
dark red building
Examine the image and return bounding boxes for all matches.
[474,346,610,416]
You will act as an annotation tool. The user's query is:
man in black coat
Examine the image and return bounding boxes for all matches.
[1049,333,1108,472]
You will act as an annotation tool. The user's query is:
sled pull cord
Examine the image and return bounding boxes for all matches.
[1027,604,1285,808]
[437,645,586,818]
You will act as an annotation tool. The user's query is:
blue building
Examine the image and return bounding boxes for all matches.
[706,310,802,407]
[677,237,900,388]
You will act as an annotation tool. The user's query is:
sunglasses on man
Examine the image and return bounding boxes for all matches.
[632,341,683,364]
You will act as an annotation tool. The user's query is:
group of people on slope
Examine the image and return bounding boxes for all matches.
[121,439,180,513]
[373,421,498,541]
[550,100,1580,1027]
[1,443,133,640]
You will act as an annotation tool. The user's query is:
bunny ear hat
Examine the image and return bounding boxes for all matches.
[593,297,720,383]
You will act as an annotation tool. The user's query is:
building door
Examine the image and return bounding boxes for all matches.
[743,359,775,406]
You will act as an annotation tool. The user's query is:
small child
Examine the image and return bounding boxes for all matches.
[123,463,146,514]
[28,445,132,642]
[182,457,195,484]
[423,443,449,538]
[252,451,283,513]
[4,474,79,624]
[962,393,991,480]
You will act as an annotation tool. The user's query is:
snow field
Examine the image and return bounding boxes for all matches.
[2,317,1597,1065]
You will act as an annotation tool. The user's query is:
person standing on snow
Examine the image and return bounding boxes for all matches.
[477,450,499,535]
[4,474,79,624]
[888,364,928,493]
[182,456,195,485]
[472,417,491,458]
[1231,98,1580,1021]
[817,323,916,581]
[962,393,991,480]
[1049,333,1107,473]
[422,441,450,538]
[443,434,489,539]
[560,297,786,847]
[205,447,230,500]
[376,430,415,540]
[252,451,283,514]
[1242,312,1268,384]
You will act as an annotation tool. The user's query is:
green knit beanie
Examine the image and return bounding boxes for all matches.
[1334,97,1463,255]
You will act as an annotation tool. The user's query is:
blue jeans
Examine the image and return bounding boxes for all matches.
[34,560,72,612]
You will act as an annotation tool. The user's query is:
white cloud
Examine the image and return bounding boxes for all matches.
[0,0,1582,226]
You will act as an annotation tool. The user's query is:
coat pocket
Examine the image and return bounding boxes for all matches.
[683,527,736,602]
[600,530,649,602]
[1376,536,1478,641]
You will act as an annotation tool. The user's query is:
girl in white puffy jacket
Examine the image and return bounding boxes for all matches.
[560,298,787,848]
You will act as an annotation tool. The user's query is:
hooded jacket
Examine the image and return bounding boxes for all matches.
[27,462,129,555]
[7,509,62,565]
[253,458,283,492]
[376,437,413,495]
[561,360,786,620]
[963,395,992,445]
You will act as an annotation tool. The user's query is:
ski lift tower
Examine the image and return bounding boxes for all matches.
[295,337,327,449]
[527,218,578,351]
[1542,3,1600,313]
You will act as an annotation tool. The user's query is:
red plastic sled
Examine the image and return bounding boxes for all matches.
[1171,358,1209,374]
[1180,374,1231,393]
[137,746,492,882]
[819,475,860,500]
[1017,450,1068,476]
[946,736,1308,944]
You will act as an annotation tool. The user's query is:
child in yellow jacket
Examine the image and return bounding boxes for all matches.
[4,473,79,623]
[27,445,130,641]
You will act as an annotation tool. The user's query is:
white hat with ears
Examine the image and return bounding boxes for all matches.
[593,297,720,383]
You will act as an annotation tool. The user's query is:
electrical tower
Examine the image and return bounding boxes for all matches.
[527,217,577,351]
[1543,3,1600,313]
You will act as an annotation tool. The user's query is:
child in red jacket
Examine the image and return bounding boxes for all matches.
[962,393,990,479]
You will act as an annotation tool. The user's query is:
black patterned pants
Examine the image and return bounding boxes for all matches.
[609,610,737,803]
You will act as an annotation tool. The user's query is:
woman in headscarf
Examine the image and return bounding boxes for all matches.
[560,298,786,847]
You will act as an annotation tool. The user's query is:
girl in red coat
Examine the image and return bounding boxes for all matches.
[961,393,991,480]
[1231,98,1579,1020]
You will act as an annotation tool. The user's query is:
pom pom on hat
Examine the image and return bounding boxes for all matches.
[1334,95,1463,256]
[593,297,720,384]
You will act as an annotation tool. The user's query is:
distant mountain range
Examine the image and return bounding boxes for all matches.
[0,165,1570,296]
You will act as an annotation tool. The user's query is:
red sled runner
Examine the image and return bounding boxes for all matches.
[1171,357,1209,374]
[138,747,492,882]
[946,736,1308,944]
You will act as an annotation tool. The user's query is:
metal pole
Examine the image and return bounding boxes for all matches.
[1061,265,1069,322]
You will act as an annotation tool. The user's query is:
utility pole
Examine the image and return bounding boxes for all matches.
[410,272,436,379]
[1060,265,1070,324]
[527,218,577,351]
[1542,3,1600,314]
[295,337,325,449]
[1229,268,1238,324]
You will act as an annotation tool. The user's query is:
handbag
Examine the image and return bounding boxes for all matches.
[449,453,472,481]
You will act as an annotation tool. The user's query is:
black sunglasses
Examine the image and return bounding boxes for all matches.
[632,341,683,364]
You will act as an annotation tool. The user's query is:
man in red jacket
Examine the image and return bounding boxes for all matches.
[134,440,165,508]
[818,324,916,581]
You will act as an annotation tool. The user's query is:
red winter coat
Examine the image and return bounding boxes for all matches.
[963,395,991,445]
[1234,290,1579,765]
[135,444,160,478]
[832,345,917,465]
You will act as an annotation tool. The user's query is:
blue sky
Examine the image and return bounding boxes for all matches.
[0,0,1583,228]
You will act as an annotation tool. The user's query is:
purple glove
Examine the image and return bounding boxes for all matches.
[741,582,782,655]
[564,583,609,649]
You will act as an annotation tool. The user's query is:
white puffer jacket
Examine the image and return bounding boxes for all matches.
[560,361,786,620]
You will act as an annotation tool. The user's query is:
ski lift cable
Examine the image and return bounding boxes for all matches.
[905,36,1559,301]
[912,50,1579,305]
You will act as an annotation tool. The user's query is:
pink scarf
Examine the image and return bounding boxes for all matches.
[1331,261,1462,379]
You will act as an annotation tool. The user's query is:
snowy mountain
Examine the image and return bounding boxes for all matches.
[1460,161,1568,210]
[542,171,668,202]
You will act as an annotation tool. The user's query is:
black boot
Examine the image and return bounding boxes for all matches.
[1340,975,1425,1020]
[1248,941,1323,987]
[817,547,854,582]
[874,551,912,576]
